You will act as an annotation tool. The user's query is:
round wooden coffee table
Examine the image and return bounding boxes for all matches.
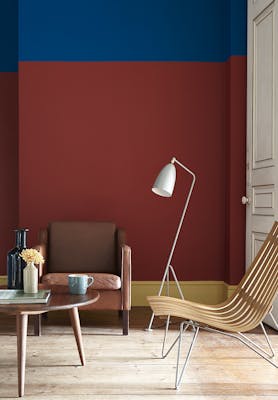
[0,285,99,397]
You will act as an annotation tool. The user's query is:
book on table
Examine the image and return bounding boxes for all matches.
[0,289,51,304]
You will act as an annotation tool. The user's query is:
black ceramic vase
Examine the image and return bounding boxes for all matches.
[7,229,29,289]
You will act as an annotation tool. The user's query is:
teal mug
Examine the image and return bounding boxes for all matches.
[68,274,94,295]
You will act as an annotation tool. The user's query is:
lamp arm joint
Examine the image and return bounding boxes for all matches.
[172,157,196,180]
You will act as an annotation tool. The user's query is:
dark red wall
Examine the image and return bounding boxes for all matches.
[0,1,247,284]
[18,61,231,281]
[0,0,18,274]
[0,73,18,269]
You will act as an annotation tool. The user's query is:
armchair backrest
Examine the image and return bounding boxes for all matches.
[44,221,124,275]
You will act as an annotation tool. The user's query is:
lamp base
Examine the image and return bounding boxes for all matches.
[145,264,184,331]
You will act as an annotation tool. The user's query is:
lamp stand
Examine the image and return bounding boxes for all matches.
[145,157,196,331]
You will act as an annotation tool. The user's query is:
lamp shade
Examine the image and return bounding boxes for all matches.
[152,163,176,197]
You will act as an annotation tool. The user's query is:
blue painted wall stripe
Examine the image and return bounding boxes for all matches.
[230,0,247,56]
[0,0,18,72]
[19,0,246,62]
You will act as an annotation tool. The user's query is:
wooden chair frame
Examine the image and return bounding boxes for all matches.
[148,221,278,389]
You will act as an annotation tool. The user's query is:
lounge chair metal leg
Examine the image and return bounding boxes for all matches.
[260,322,275,357]
[175,323,199,390]
[155,317,278,390]
[236,333,278,368]
[203,325,278,368]
[238,322,275,358]
[162,315,171,358]
[161,316,189,359]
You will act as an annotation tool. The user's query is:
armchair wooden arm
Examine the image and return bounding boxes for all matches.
[34,243,47,279]
[121,244,131,310]
[120,244,131,335]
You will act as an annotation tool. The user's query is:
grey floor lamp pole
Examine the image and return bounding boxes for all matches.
[145,157,196,331]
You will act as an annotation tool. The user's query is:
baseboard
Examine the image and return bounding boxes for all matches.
[131,281,237,306]
[0,276,6,285]
[224,282,237,299]
[0,275,237,306]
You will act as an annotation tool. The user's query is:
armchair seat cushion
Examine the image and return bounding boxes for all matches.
[41,272,121,290]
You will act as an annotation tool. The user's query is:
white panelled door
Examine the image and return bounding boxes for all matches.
[246,0,278,329]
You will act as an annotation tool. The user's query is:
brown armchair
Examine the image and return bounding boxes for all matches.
[36,221,131,335]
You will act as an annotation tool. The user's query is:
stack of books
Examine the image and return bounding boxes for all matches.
[0,289,51,304]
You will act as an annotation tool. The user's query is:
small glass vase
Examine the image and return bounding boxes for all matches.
[7,228,29,289]
[23,262,38,294]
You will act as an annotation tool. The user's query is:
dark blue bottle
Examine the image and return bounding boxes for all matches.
[7,229,28,289]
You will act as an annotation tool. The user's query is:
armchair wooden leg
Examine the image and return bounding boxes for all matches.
[122,310,129,336]
[34,314,42,336]
[42,312,48,320]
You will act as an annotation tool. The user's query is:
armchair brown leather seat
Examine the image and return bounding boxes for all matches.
[36,221,131,335]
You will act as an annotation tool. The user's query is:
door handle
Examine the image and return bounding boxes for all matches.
[241,196,250,205]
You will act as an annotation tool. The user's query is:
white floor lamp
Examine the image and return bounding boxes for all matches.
[145,157,196,331]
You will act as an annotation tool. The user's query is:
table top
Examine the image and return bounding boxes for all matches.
[0,285,100,313]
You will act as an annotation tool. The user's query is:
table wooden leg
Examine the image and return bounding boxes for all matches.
[68,307,85,366]
[16,313,28,397]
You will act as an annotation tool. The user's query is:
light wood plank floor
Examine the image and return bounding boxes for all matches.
[0,307,277,399]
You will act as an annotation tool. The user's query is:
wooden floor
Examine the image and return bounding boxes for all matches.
[0,307,277,399]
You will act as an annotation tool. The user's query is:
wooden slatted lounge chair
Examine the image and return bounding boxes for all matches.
[148,221,278,389]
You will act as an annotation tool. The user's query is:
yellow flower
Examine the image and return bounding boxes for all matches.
[20,248,45,264]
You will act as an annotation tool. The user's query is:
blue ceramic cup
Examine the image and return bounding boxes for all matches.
[68,274,94,295]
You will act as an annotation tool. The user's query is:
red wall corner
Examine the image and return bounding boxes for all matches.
[225,56,247,285]
[0,72,18,274]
